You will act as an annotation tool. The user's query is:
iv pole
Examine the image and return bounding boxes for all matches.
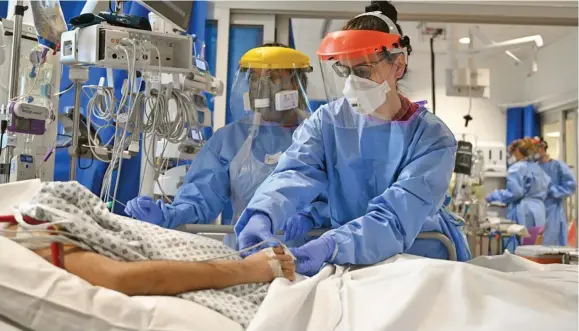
[0,0,26,183]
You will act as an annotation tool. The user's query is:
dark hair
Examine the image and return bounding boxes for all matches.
[261,42,290,48]
[537,136,549,150]
[343,1,412,78]
[258,42,309,89]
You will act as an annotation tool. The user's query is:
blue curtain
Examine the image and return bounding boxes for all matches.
[0,2,8,18]
[506,104,538,147]
[288,19,295,49]
[506,107,524,147]
[523,104,540,138]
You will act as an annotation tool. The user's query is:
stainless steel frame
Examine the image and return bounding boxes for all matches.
[179,224,458,261]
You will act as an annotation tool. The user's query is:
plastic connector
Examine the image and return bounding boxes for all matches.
[128,140,140,154]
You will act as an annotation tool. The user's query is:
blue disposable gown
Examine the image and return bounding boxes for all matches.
[487,161,551,231]
[158,119,326,230]
[539,159,577,246]
[236,99,472,264]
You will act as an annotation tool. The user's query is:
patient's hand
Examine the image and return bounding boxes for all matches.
[243,246,295,283]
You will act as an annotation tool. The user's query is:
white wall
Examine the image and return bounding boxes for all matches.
[293,18,527,143]
[403,51,526,142]
[524,29,578,111]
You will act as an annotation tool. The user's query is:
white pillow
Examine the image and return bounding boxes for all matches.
[0,179,42,215]
[0,236,243,331]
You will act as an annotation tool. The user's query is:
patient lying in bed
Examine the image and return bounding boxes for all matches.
[4,225,294,295]
[2,181,291,327]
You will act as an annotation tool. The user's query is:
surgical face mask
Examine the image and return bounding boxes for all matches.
[342,74,390,115]
[247,77,283,113]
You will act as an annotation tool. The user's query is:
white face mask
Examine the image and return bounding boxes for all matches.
[342,75,390,115]
[507,155,517,165]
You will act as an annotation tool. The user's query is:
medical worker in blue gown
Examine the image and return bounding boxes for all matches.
[535,137,577,246]
[486,138,551,247]
[235,2,471,276]
[125,44,326,247]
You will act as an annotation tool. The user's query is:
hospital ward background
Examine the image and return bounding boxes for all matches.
[0,1,577,330]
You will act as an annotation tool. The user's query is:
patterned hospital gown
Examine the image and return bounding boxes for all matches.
[16,181,268,328]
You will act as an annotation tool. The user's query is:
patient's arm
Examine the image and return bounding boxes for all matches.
[28,237,294,296]
[60,247,294,295]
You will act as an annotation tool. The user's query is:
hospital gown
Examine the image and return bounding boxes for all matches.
[236,98,471,264]
[540,159,577,246]
[487,161,551,241]
[157,119,295,228]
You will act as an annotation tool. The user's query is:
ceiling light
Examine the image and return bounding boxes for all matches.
[459,37,471,44]
[545,132,560,138]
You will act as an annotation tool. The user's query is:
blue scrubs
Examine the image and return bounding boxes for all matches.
[236,99,472,264]
[487,161,551,246]
[539,159,577,246]
[159,118,296,228]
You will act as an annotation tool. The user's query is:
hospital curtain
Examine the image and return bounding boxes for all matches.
[506,104,539,147]
[0,2,8,18]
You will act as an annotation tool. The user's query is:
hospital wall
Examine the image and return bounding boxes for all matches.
[524,29,579,111]
[402,52,526,142]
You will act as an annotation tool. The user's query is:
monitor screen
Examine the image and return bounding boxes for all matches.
[138,1,193,32]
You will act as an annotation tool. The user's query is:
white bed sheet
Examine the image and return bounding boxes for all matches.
[2,230,577,331]
[0,236,243,331]
[250,254,578,331]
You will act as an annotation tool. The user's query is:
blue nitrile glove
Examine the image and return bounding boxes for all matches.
[290,235,336,276]
[283,213,315,242]
[124,196,164,226]
[486,191,501,203]
[238,212,275,256]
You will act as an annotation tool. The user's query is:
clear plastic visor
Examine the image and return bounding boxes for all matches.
[229,64,311,126]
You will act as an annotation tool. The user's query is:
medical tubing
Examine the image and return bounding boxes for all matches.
[198,237,291,262]
[7,205,283,263]
[11,205,148,260]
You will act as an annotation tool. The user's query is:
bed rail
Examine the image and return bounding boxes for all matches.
[179,224,458,261]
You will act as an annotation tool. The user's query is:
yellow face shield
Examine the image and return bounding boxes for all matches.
[229,46,313,125]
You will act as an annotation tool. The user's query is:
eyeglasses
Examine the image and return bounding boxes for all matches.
[332,57,388,79]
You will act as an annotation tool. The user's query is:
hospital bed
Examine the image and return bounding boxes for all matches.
[178,224,459,261]
[0,180,575,331]
[1,232,576,331]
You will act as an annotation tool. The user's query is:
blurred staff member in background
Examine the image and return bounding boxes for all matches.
[487,138,551,245]
[534,137,577,246]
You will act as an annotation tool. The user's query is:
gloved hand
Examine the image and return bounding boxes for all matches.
[124,196,164,226]
[283,213,315,242]
[290,235,336,276]
[486,191,501,203]
[238,212,274,255]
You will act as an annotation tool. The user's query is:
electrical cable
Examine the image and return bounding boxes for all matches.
[78,151,94,170]
[54,82,74,97]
